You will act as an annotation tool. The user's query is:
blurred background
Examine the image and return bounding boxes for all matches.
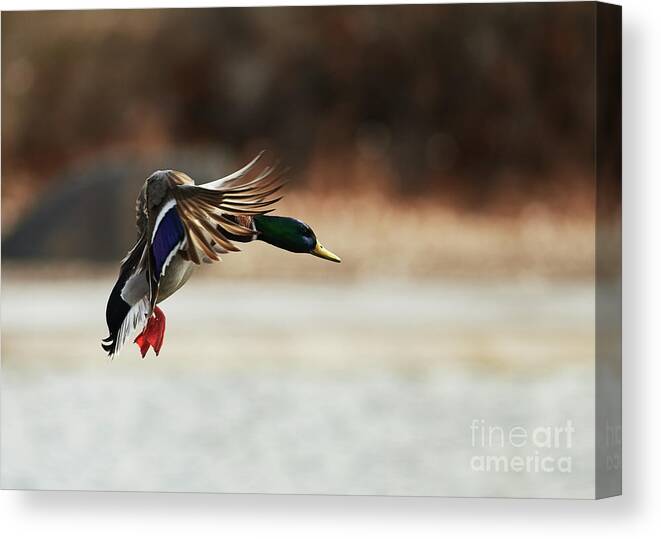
[2,4,611,497]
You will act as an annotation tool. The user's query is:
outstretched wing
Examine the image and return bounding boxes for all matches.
[166,153,286,264]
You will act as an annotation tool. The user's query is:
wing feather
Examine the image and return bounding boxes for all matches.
[186,219,221,262]
[201,151,266,190]
[166,154,287,265]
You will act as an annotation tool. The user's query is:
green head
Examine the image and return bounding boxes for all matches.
[253,215,341,263]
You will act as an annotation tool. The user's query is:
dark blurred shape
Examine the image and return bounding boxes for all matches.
[2,150,234,261]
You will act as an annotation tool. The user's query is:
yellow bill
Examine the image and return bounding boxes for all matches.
[311,241,342,263]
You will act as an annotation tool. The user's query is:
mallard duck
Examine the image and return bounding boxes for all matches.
[102,153,340,358]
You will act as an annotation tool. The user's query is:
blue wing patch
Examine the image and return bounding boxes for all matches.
[152,205,184,278]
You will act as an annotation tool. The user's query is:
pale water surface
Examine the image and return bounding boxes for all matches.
[1,278,595,497]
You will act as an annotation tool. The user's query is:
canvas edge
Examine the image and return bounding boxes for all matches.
[594,0,622,500]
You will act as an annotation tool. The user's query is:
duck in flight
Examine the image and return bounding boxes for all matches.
[102,153,341,358]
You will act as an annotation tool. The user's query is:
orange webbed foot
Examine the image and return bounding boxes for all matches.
[134,306,166,358]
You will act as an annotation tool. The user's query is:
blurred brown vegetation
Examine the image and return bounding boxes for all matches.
[1,4,611,277]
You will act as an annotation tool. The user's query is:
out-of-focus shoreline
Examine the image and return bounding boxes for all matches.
[2,193,601,281]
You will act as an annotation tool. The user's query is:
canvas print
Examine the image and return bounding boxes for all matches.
[1,2,621,498]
